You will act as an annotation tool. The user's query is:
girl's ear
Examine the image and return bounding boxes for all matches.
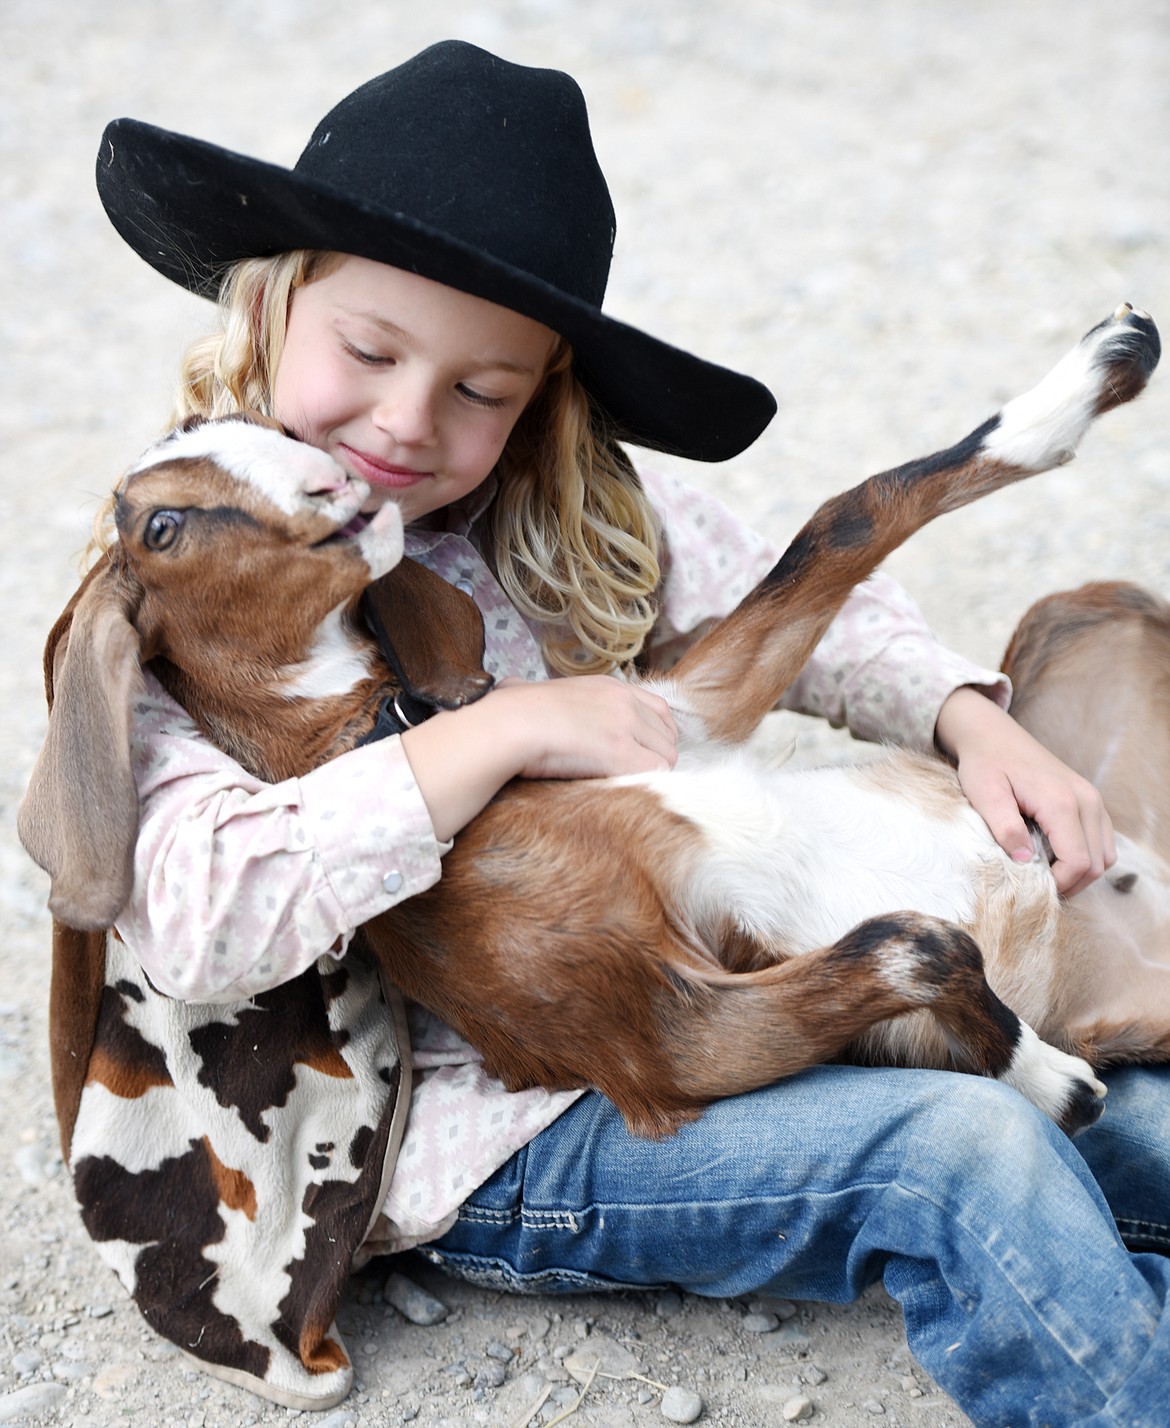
[19,566,146,930]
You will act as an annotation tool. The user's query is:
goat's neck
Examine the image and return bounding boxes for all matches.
[149,606,389,783]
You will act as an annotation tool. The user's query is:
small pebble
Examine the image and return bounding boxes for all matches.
[742,1311,780,1333]
[485,1339,514,1362]
[0,1382,68,1423]
[13,1144,50,1185]
[383,1272,448,1326]
[12,1349,43,1377]
[313,1411,358,1428]
[803,1365,828,1386]
[782,1394,815,1422]
[655,1290,685,1319]
[92,1363,138,1399]
[52,1357,95,1380]
[765,1323,812,1353]
[564,1333,641,1384]
[474,1361,507,1389]
[863,1399,886,1414]
[661,1385,704,1423]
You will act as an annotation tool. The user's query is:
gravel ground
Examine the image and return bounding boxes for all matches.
[2,2,1168,1425]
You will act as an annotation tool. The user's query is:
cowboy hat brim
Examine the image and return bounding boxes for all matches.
[96,118,776,462]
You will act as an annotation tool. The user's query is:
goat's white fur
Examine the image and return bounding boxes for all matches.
[985,305,1151,470]
[1002,1024,1102,1124]
[637,752,989,951]
[131,421,408,583]
[279,603,378,700]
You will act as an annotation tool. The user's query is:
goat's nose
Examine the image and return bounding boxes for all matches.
[299,447,352,496]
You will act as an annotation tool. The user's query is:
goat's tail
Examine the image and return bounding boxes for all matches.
[669,304,1159,744]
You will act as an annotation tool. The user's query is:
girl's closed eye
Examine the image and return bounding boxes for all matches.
[339,333,511,408]
[457,383,509,409]
[342,338,394,367]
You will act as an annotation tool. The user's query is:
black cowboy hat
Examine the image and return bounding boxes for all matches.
[96,40,775,462]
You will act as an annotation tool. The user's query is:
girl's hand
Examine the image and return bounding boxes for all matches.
[497,675,678,781]
[935,686,1115,897]
[401,674,677,843]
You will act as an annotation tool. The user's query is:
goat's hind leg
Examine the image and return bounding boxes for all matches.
[674,912,1107,1136]
[836,915,1107,1135]
[668,304,1159,745]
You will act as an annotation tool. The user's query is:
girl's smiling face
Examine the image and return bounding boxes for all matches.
[273,255,558,525]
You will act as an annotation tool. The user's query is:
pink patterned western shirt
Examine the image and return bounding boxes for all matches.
[116,467,1009,1250]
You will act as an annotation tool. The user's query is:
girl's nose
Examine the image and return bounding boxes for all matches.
[373,377,438,446]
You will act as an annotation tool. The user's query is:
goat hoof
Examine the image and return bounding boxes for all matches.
[1058,1072,1108,1137]
[1001,1024,1107,1136]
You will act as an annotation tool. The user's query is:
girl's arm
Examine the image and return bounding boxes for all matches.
[119,669,675,1001]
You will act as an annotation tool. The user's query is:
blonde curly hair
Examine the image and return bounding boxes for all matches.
[100,249,661,675]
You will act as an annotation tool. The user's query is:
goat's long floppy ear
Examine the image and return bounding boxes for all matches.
[365,558,494,709]
[18,560,146,930]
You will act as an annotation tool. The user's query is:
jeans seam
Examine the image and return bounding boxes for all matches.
[456,1203,585,1232]
[1115,1218,1170,1247]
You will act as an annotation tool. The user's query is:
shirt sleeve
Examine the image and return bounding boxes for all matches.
[115,669,448,1003]
[639,466,1010,753]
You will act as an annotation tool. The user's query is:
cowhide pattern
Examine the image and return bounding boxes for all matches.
[68,932,403,1409]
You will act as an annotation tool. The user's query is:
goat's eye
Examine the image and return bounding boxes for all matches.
[144,509,184,551]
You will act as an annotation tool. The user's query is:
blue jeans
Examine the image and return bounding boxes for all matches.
[426,1064,1170,1427]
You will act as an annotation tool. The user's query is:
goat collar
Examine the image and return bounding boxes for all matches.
[356,592,443,745]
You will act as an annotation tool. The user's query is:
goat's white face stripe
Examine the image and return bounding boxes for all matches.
[130,423,357,514]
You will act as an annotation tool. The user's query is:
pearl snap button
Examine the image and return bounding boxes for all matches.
[382,870,404,895]
[455,579,475,596]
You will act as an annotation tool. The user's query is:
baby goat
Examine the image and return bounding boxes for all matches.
[21,305,1169,1139]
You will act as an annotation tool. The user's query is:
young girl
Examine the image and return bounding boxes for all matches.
[80,39,1169,1424]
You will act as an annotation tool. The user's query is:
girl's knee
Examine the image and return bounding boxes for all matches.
[888,1073,1098,1217]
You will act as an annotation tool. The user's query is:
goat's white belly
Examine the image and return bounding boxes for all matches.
[631,754,999,953]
